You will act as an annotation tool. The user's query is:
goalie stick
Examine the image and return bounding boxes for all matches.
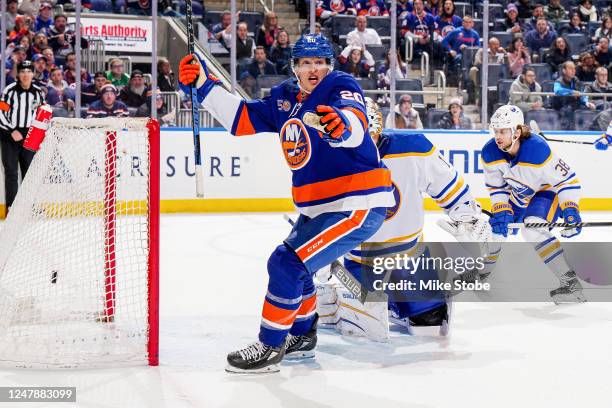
[185,0,205,197]
[282,215,388,304]
[529,120,595,146]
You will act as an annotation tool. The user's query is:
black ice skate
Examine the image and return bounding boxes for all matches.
[284,314,318,360]
[226,341,286,373]
[550,271,586,304]
[408,303,452,337]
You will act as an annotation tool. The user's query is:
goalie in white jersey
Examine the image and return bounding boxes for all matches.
[316,98,490,340]
[479,105,585,303]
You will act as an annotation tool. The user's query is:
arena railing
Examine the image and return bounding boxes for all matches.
[82,38,106,75]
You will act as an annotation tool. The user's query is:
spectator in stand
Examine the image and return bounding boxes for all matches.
[469,37,507,102]
[585,67,612,110]
[576,52,599,82]
[397,0,413,21]
[385,94,423,129]
[157,58,176,92]
[240,46,277,97]
[9,16,32,44]
[41,47,56,70]
[553,61,595,130]
[524,18,556,54]
[269,29,292,75]
[32,54,49,86]
[577,0,598,23]
[503,4,523,37]
[119,70,150,109]
[545,37,571,77]
[594,16,612,42]
[524,4,555,33]
[5,0,20,33]
[63,52,91,85]
[256,12,281,54]
[355,0,389,16]
[437,97,472,129]
[559,12,588,36]
[86,84,129,119]
[377,49,408,105]
[592,38,611,68]
[105,58,130,89]
[347,15,382,46]
[19,0,56,15]
[31,33,48,56]
[441,15,480,82]
[18,36,33,60]
[316,0,357,26]
[82,72,107,105]
[508,37,531,78]
[509,66,544,113]
[5,46,28,82]
[401,0,436,59]
[136,92,176,126]
[515,0,533,20]
[211,10,232,47]
[544,0,568,26]
[46,67,75,117]
[235,22,256,60]
[338,44,374,78]
[46,14,88,59]
[425,0,441,16]
[0,60,45,210]
[434,0,462,42]
[35,2,54,32]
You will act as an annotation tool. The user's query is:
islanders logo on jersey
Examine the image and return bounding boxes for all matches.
[330,0,348,13]
[385,182,402,221]
[280,118,311,170]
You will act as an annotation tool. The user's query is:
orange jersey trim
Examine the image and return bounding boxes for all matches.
[234,105,256,136]
[292,168,391,204]
[262,300,299,325]
[297,295,317,316]
[342,107,367,130]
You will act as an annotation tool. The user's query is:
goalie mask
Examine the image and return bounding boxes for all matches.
[365,97,383,141]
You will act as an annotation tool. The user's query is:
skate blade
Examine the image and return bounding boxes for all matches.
[224,364,280,374]
[283,350,315,361]
[408,325,448,337]
[552,295,587,305]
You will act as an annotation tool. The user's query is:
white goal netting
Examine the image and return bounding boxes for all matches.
[0,117,159,368]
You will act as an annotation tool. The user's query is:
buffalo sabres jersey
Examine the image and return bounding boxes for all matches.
[347,132,474,264]
[481,134,581,214]
[201,71,395,217]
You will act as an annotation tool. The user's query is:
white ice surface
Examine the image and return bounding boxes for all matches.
[1,212,612,408]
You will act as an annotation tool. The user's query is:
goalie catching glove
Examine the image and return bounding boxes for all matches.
[178,54,221,105]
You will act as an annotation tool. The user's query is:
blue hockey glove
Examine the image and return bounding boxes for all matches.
[594,134,612,151]
[561,203,582,238]
[178,54,221,105]
[489,203,515,237]
[315,105,352,144]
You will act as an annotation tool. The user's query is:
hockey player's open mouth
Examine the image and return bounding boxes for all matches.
[308,75,319,85]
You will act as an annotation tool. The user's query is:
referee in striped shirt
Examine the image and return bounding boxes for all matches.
[0,60,45,210]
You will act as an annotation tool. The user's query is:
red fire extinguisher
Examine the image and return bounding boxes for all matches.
[24,104,53,152]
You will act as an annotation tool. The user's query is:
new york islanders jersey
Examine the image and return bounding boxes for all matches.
[481,134,581,215]
[201,71,395,217]
[347,132,473,263]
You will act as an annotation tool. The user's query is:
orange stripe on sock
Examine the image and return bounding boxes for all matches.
[262,300,299,326]
[297,295,317,316]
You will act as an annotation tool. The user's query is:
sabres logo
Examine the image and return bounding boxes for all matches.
[280,118,311,170]
[385,182,402,221]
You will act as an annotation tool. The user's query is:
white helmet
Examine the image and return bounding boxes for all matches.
[490,105,524,131]
[365,97,383,139]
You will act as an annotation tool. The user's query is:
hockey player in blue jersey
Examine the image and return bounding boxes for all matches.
[178,34,395,373]
[479,105,585,304]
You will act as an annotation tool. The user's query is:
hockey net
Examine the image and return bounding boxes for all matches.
[0,117,159,368]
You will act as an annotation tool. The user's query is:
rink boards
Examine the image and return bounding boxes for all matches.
[0,128,610,216]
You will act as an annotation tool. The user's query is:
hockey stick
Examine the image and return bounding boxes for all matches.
[282,215,386,304]
[529,120,595,146]
[185,0,205,197]
[482,209,612,229]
